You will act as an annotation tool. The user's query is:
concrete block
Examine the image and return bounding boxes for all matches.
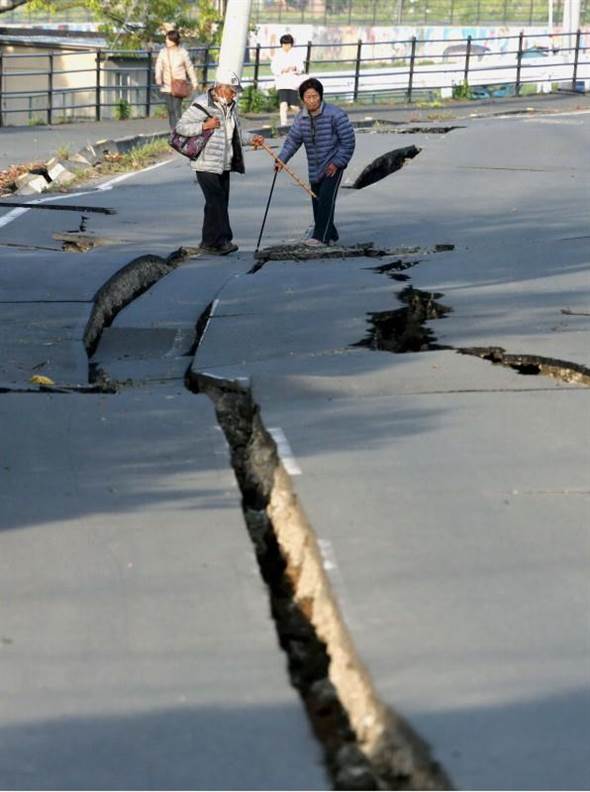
[46,156,89,175]
[71,146,99,166]
[14,172,49,195]
[46,159,81,186]
[111,135,143,154]
[93,138,119,158]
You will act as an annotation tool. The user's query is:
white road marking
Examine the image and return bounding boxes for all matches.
[199,298,219,344]
[317,538,338,572]
[97,157,172,191]
[0,157,174,229]
[530,109,590,119]
[0,207,28,229]
[316,537,353,624]
[268,427,302,476]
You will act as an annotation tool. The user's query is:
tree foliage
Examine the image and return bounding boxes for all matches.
[0,0,29,12]
[23,0,223,48]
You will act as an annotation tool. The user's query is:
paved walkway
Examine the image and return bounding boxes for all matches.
[0,91,588,172]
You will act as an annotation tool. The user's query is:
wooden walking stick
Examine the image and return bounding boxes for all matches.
[256,140,317,199]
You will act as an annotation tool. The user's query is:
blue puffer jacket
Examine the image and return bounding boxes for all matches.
[278,102,355,183]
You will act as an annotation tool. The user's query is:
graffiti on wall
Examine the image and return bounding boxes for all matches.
[252,23,583,61]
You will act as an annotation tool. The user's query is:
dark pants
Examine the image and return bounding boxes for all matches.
[310,169,343,243]
[196,170,233,248]
[164,93,183,129]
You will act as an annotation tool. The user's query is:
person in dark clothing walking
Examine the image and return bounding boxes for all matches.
[275,77,355,246]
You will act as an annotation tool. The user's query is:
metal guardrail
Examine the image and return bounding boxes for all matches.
[0,30,586,127]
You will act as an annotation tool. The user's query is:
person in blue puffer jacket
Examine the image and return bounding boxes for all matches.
[275,77,355,246]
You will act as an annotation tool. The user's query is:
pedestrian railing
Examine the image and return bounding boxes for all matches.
[0,30,587,127]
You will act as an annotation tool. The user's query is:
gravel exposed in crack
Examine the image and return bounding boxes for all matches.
[458,346,590,386]
[186,369,451,790]
[355,286,453,353]
[366,259,422,281]
[376,126,462,135]
[362,257,589,387]
[252,242,454,270]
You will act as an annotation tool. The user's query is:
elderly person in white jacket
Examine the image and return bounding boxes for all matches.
[175,69,264,255]
[155,29,198,129]
[271,34,305,127]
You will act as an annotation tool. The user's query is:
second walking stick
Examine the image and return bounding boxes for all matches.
[255,167,279,253]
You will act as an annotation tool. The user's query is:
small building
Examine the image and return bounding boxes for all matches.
[0,31,165,126]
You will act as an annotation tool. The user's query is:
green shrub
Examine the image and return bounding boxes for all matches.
[452,80,472,100]
[115,99,131,120]
[239,86,280,113]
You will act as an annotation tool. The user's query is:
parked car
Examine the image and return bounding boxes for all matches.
[521,46,550,59]
[460,83,516,100]
[442,43,490,63]
[520,45,559,59]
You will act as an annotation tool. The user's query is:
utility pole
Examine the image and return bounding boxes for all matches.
[216,0,252,80]
[561,0,580,66]
[562,0,580,42]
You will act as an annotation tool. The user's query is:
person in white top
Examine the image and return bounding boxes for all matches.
[271,34,305,127]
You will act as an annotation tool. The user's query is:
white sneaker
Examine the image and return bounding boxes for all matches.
[303,238,324,247]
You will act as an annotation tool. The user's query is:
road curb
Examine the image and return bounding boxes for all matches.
[13,130,169,196]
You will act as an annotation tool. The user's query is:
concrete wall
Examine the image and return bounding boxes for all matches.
[251,22,587,60]
[0,44,152,125]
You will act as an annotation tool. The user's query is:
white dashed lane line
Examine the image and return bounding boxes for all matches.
[268,427,302,476]
[0,157,173,230]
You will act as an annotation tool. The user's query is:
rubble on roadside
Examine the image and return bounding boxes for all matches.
[0,133,168,197]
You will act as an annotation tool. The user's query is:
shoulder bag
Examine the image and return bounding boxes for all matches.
[167,49,192,98]
[169,102,215,160]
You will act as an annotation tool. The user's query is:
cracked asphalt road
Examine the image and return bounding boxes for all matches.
[1,105,589,789]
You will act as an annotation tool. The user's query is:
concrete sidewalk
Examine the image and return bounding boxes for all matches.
[0,117,169,172]
[0,91,588,173]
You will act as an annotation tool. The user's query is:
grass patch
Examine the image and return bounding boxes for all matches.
[97,138,170,174]
[46,138,170,193]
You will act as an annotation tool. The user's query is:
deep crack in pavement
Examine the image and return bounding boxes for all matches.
[354,287,453,353]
